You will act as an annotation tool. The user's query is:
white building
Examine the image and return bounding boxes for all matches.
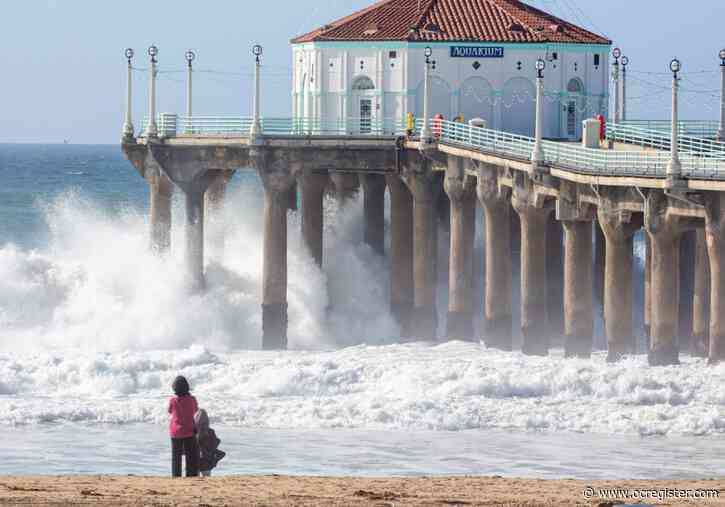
[291,0,611,140]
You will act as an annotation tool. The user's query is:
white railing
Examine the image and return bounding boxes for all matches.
[136,115,725,180]
[607,122,725,157]
[616,120,721,139]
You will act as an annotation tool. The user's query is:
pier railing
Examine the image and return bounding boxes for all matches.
[616,120,721,139]
[138,115,725,180]
[607,122,725,157]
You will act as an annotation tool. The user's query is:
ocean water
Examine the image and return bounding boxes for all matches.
[1,144,724,478]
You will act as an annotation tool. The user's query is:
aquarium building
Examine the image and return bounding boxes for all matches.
[291,0,611,139]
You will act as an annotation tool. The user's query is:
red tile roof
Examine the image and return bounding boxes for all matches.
[292,0,610,45]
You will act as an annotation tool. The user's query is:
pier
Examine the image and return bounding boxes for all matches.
[121,40,725,366]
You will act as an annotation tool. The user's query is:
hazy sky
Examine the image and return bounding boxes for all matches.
[1,0,724,144]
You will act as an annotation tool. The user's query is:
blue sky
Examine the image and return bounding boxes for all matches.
[1,0,723,144]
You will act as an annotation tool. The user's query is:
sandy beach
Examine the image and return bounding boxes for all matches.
[0,476,723,506]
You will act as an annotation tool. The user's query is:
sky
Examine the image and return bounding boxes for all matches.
[0,0,724,144]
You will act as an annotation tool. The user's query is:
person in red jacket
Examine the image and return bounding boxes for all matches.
[168,376,199,477]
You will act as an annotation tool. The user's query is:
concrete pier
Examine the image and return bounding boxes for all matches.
[705,194,725,363]
[644,235,652,339]
[299,172,328,267]
[406,169,440,341]
[598,207,639,361]
[330,172,360,206]
[477,165,513,350]
[205,170,234,260]
[645,192,682,366]
[149,168,173,253]
[360,174,386,256]
[260,173,296,350]
[679,231,696,352]
[512,179,552,356]
[546,215,565,340]
[692,228,710,357]
[386,175,415,336]
[444,157,476,340]
[594,220,606,337]
[185,188,206,290]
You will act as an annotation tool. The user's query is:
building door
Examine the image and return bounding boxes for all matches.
[360,99,372,134]
[567,101,577,138]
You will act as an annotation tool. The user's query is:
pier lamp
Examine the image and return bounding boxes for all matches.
[185,50,196,127]
[122,49,135,139]
[620,56,629,121]
[612,48,621,122]
[531,58,546,167]
[145,45,159,137]
[718,50,725,140]
[666,58,682,184]
[420,46,435,147]
[250,44,264,141]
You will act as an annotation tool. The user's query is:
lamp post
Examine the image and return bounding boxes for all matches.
[420,46,435,148]
[122,48,135,140]
[666,58,682,185]
[612,47,621,123]
[531,58,546,167]
[145,45,159,138]
[620,55,629,122]
[185,50,195,128]
[718,49,725,141]
[250,44,263,141]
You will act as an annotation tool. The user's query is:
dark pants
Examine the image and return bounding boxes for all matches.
[171,437,199,477]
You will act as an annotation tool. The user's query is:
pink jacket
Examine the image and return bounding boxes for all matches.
[168,395,198,439]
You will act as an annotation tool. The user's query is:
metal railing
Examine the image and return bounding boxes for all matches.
[616,120,721,139]
[607,122,725,157]
[137,114,725,180]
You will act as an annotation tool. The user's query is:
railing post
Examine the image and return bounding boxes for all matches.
[145,45,159,138]
[718,49,725,141]
[666,58,683,187]
[185,50,195,134]
[250,44,263,143]
[122,48,135,141]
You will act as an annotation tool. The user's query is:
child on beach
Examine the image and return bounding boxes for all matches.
[168,376,199,477]
[194,408,226,477]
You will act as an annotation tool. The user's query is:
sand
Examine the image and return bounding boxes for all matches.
[0,476,723,506]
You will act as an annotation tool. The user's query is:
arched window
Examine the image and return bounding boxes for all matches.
[352,76,375,91]
[567,78,583,94]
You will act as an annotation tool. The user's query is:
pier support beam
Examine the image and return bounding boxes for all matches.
[645,192,682,366]
[558,182,594,358]
[693,228,710,357]
[205,170,234,261]
[387,175,415,336]
[597,203,640,361]
[594,220,606,339]
[184,187,206,290]
[360,174,386,257]
[444,157,476,341]
[298,172,328,267]
[406,169,440,341]
[644,235,652,339]
[679,231,696,352]
[330,172,360,206]
[705,193,725,363]
[512,178,552,356]
[546,215,565,340]
[259,171,296,350]
[477,165,512,350]
[149,168,173,253]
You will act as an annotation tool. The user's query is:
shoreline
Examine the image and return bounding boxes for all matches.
[1,476,723,506]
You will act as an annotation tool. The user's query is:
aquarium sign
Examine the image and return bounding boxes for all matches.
[450,46,504,58]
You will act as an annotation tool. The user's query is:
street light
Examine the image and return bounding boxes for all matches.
[122,48,135,140]
[719,50,725,140]
[612,47,621,122]
[145,45,159,137]
[620,56,629,121]
[250,44,264,141]
[185,50,196,126]
[666,58,682,185]
[531,58,546,168]
[420,46,435,148]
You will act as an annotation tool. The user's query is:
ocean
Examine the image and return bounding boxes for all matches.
[1,144,724,478]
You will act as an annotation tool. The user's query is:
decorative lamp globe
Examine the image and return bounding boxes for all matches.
[148,45,158,58]
[670,58,681,74]
[612,47,621,59]
[125,48,134,60]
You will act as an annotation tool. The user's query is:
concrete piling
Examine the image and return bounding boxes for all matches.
[477,165,513,350]
[692,228,710,357]
[597,209,639,362]
[562,220,594,358]
[299,172,328,267]
[546,215,565,341]
[705,194,725,363]
[406,171,440,341]
[444,157,476,340]
[185,188,206,291]
[360,174,387,257]
[205,170,234,260]
[387,175,415,336]
[149,169,173,253]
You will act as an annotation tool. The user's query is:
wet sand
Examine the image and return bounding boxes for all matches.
[0,476,723,506]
